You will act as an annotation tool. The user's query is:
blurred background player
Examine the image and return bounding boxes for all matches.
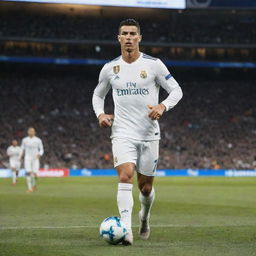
[6,139,22,185]
[20,127,44,192]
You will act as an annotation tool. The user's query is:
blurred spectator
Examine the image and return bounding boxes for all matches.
[0,71,255,170]
[0,10,255,45]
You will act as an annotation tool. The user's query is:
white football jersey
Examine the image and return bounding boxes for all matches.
[93,52,183,141]
[7,146,22,162]
[21,136,44,159]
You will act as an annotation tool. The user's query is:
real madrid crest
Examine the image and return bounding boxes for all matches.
[140,70,147,79]
[113,65,120,74]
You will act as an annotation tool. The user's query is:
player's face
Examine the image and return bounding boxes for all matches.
[28,128,36,137]
[118,26,141,53]
[12,140,18,146]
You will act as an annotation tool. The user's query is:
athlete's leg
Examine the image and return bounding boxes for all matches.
[117,162,134,184]
[11,168,17,184]
[26,172,33,192]
[112,138,138,245]
[116,163,135,239]
[31,173,36,189]
[25,158,33,192]
[137,173,155,240]
[138,173,155,221]
[16,163,20,180]
[136,140,158,240]
[31,159,39,190]
[138,172,154,195]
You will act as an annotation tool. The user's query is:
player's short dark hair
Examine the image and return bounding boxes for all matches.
[118,19,141,34]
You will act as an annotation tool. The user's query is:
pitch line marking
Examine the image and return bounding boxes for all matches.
[0,223,255,230]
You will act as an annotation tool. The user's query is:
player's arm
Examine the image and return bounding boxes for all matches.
[37,139,44,159]
[148,59,183,120]
[6,147,12,157]
[92,64,113,128]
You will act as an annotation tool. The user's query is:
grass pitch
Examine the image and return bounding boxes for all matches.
[1,177,256,256]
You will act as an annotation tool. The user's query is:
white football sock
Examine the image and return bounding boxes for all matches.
[12,171,17,183]
[139,187,155,221]
[26,176,32,190]
[31,174,36,187]
[117,183,133,230]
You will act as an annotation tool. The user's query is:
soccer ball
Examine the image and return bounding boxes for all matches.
[99,216,127,245]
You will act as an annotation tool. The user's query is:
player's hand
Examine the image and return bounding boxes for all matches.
[147,104,166,120]
[36,154,41,159]
[98,114,114,128]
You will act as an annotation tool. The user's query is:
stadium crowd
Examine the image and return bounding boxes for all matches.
[0,70,255,170]
[0,10,255,45]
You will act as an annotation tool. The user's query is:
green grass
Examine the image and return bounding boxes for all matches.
[1,177,256,256]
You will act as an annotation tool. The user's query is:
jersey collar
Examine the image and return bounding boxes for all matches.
[121,52,142,65]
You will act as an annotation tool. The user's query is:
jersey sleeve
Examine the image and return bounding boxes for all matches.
[155,59,183,111]
[92,64,112,118]
[38,139,44,156]
[6,146,11,156]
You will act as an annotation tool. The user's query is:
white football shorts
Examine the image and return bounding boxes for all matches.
[112,137,159,176]
[9,160,21,170]
[25,157,40,174]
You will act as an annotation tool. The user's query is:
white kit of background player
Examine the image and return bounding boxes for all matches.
[92,19,182,245]
[20,127,44,192]
[7,140,22,185]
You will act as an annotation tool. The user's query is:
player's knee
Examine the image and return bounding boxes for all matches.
[119,172,133,183]
[140,183,152,196]
[117,164,134,183]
